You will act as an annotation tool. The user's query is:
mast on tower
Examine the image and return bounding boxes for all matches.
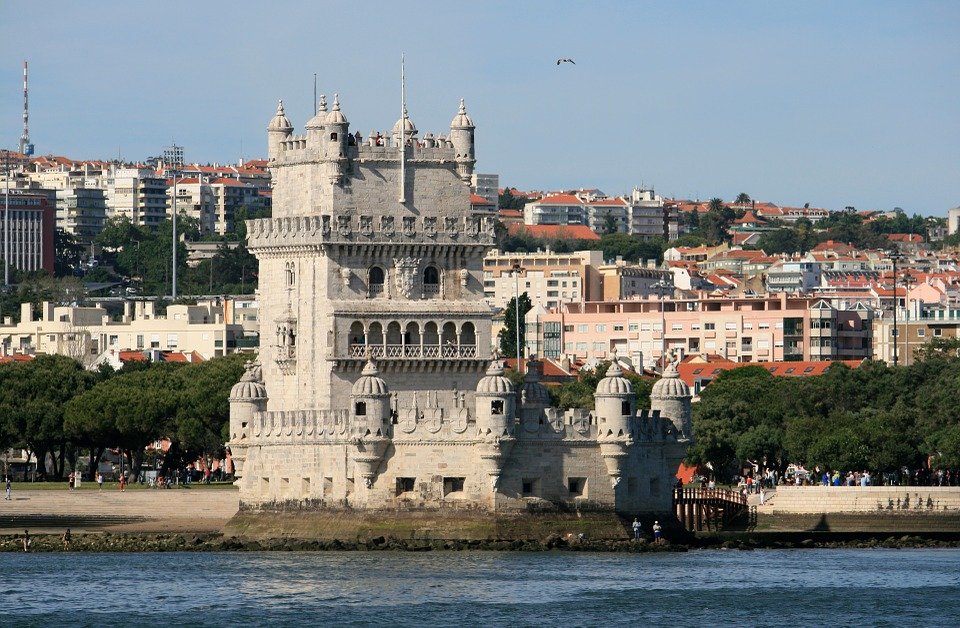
[19,61,33,156]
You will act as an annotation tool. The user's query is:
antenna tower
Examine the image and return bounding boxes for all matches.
[19,61,33,156]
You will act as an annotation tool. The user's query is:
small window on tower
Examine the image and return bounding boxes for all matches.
[330,132,338,141]
[396,477,415,495]
[622,401,631,416]
[491,400,504,414]
[355,402,367,416]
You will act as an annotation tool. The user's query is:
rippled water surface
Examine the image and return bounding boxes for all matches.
[1,549,959,626]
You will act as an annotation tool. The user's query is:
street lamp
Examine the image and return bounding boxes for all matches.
[513,262,524,371]
[889,251,902,366]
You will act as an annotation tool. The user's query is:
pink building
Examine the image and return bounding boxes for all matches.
[528,293,873,371]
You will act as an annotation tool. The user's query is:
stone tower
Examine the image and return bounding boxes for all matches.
[650,352,693,439]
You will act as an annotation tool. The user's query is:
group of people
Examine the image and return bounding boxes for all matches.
[18,528,72,552]
[631,518,665,544]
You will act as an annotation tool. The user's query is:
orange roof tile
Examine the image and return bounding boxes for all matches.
[534,194,582,205]
[507,223,601,241]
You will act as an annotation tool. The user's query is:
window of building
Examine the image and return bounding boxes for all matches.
[285,261,296,287]
[568,477,586,496]
[691,323,700,331]
[934,328,943,337]
[577,324,588,333]
[641,323,651,331]
[628,323,639,332]
[725,322,737,330]
[613,325,624,332]
[704,323,716,330]
[564,325,574,332]
[423,265,440,294]
[917,328,926,337]
[671,323,683,331]
[369,266,385,294]
[355,402,367,416]
[522,478,540,496]
[621,401,631,416]
[396,477,416,495]
[593,342,605,353]
[443,477,465,495]
[491,400,504,414]
[596,324,606,333]
[167,334,178,348]
[576,342,587,351]
[759,322,770,329]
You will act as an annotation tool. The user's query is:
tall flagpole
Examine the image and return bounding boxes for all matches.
[399,54,406,203]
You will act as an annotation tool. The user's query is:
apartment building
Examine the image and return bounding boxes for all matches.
[0,191,55,274]
[482,248,603,310]
[527,294,874,371]
[107,167,168,227]
[0,298,256,365]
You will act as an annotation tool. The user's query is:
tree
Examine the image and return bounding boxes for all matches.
[734,193,751,209]
[499,293,532,360]
[0,355,93,479]
[54,229,84,277]
[708,197,725,214]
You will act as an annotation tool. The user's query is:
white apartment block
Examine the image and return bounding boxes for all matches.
[483,249,603,311]
[107,168,168,227]
[0,298,256,365]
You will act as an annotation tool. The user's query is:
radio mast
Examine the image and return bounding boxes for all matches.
[19,61,33,156]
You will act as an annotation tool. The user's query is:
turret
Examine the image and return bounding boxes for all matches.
[519,357,551,430]
[267,100,293,162]
[392,105,418,146]
[350,359,392,488]
[650,351,692,439]
[594,350,636,437]
[304,94,329,144]
[326,94,350,183]
[475,359,516,437]
[228,361,268,480]
[449,98,475,182]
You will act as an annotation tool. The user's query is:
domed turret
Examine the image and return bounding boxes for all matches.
[228,361,269,480]
[325,94,350,183]
[350,359,392,491]
[475,359,516,437]
[305,94,329,130]
[595,349,636,436]
[392,105,418,145]
[650,351,692,438]
[352,358,390,398]
[267,100,293,162]
[449,98,475,182]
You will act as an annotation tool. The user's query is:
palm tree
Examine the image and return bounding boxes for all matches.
[735,193,751,209]
[708,197,725,214]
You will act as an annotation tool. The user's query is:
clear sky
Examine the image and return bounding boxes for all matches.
[1,1,957,213]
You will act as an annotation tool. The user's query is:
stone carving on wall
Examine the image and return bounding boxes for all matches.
[466,216,480,237]
[402,216,416,237]
[445,216,458,237]
[459,268,469,287]
[321,215,331,236]
[381,216,395,237]
[359,215,373,237]
[484,216,496,237]
[337,215,352,237]
[393,257,421,299]
[424,217,437,237]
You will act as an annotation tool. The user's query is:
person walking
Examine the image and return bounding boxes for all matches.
[119,474,126,492]
[632,518,643,541]
[653,521,663,545]
[62,528,72,550]
[22,530,31,552]
[97,472,103,492]
[4,476,11,500]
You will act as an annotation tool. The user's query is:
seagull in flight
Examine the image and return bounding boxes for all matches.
[556,58,576,65]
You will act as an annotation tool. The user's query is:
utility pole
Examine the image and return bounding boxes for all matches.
[890,251,901,366]
[513,263,524,370]
[3,150,10,287]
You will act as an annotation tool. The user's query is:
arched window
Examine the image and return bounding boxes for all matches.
[285,261,296,287]
[423,265,440,296]
[355,402,366,416]
[369,266,385,296]
[330,132,338,141]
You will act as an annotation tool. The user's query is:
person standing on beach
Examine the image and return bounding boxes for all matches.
[653,521,663,544]
[62,528,72,550]
[97,472,103,491]
[22,530,31,552]
[4,476,10,500]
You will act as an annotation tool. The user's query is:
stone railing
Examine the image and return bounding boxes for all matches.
[348,343,478,359]
[765,485,960,514]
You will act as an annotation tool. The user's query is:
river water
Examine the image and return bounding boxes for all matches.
[1,549,958,626]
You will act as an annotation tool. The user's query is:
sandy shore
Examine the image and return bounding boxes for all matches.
[0,487,239,533]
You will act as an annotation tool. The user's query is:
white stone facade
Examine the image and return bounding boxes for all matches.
[229,95,690,515]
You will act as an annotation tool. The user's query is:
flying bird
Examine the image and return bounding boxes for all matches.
[556,58,575,65]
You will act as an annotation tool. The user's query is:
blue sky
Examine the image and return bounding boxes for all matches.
[1,1,957,213]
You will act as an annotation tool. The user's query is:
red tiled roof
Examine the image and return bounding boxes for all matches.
[588,198,627,206]
[678,359,865,388]
[499,209,522,218]
[119,351,149,362]
[887,233,923,243]
[0,354,35,363]
[470,193,491,204]
[507,223,601,241]
[533,194,582,205]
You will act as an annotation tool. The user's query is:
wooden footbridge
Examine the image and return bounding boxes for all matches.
[674,487,750,532]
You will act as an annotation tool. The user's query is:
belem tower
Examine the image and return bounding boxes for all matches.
[228,92,692,514]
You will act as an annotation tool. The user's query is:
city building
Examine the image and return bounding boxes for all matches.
[106,167,168,227]
[482,248,603,310]
[0,191,55,275]
[470,173,499,207]
[228,95,690,516]
[528,293,874,370]
[0,298,255,365]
